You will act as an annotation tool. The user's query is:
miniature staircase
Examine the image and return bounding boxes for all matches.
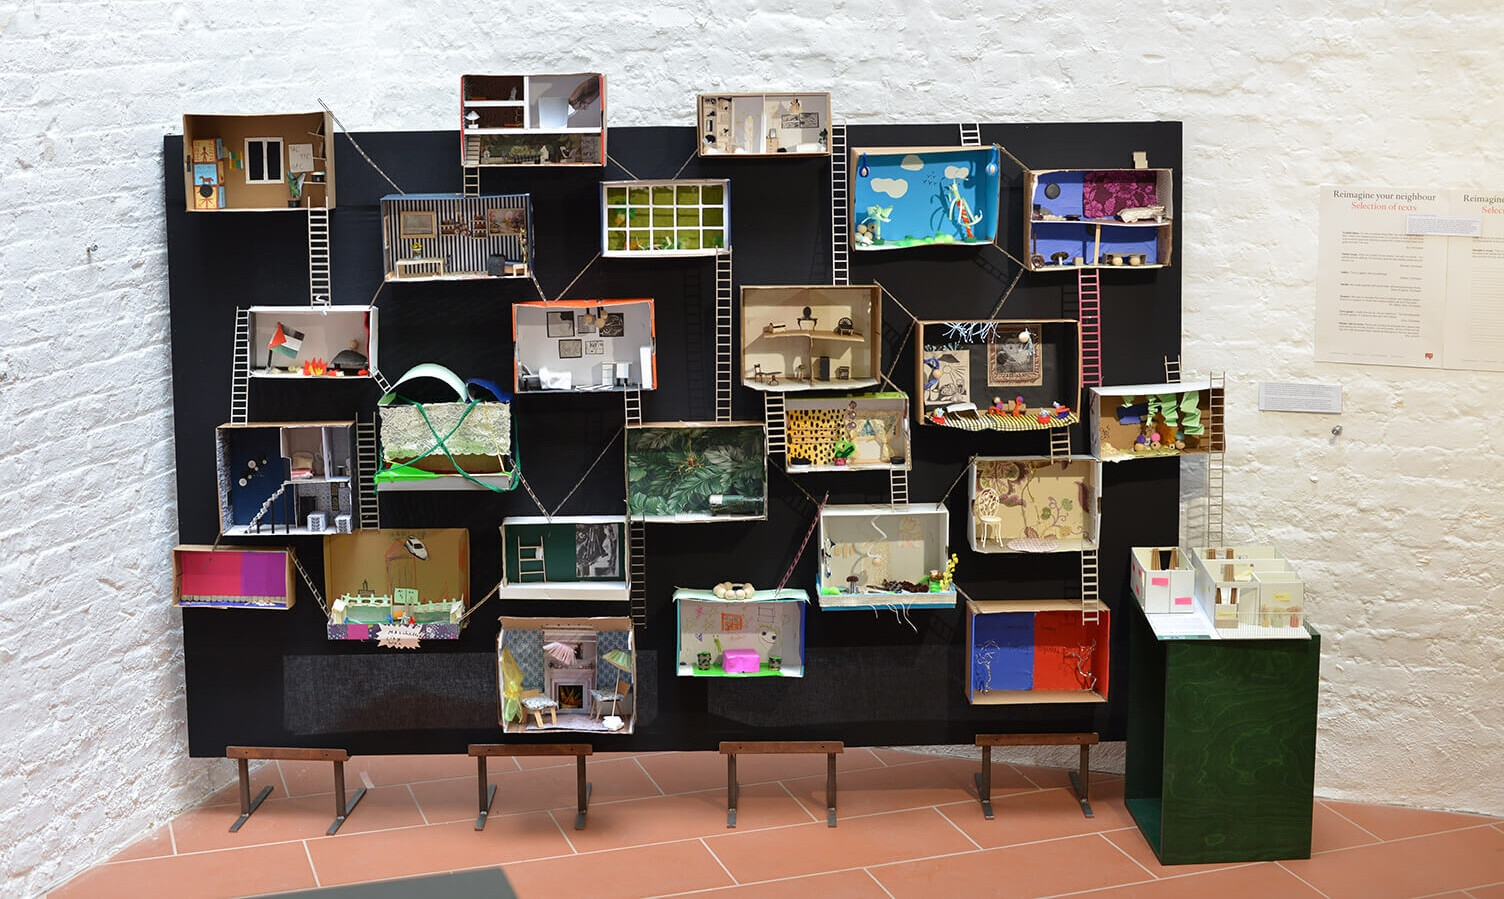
[1206,371,1226,546]
[763,392,786,459]
[1080,548,1100,625]
[959,123,981,147]
[246,481,292,534]
[355,417,381,530]
[516,539,547,581]
[889,467,909,507]
[463,166,480,198]
[291,551,328,618]
[308,207,331,305]
[1049,426,1072,460]
[1078,269,1101,388]
[830,124,849,286]
[231,307,251,424]
[715,250,734,422]
[629,519,647,628]
[623,389,642,427]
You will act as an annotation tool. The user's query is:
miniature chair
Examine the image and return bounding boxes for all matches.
[975,491,1004,548]
[589,678,630,720]
[519,689,559,727]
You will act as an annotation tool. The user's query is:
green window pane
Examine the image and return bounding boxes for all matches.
[628,187,650,205]
[652,186,674,206]
[606,230,627,251]
[703,229,723,248]
[702,184,724,205]
[606,187,626,205]
[652,230,674,249]
[679,231,701,250]
[629,229,650,250]
[703,208,724,226]
[628,208,647,225]
[676,208,700,227]
[676,184,700,204]
[607,208,628,228]
[652,209,674,227]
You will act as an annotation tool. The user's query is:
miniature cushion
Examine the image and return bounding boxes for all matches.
[520,695,559,710]
[589,689,624,702]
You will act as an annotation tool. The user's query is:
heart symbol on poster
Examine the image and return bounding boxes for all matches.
[1425,353,1434,359]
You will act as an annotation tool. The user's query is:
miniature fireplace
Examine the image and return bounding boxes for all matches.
[542,629,597,713]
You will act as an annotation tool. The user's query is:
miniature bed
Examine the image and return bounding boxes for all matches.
[172,546,295,610]
[849,145,1002,251]
[1130,545,1309,640]
[785,392,910,473]
[512,299,656,393]
[626,422,767,522]
[1023,168,1173,271]
[247,306,375,379]
[966,599,1111,703]
[697,91,830,157]
[215,421,354,536]
[673,588,807,677]
[602,180,729,256]
[380,194,532,281]
[741,285,881,391]
[460,73,604,167]
[915,319,1081,431]
[498,617,635,734]
[324,528,470,642]
[1089,379,1224,460]
[969,456,1101,553]
[182,111,334,211]
[499,516,628,601]
[817,503,956,610]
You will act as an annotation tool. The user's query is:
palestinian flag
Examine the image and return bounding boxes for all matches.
[269,323,304,359]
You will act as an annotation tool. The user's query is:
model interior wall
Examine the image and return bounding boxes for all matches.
[2,3,1501,895]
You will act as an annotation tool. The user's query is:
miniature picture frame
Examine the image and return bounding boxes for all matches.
[559,339,583,359]
[547,310,576,337]
[398,209,437,239]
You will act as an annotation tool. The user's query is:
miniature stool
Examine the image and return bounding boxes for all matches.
[225,746,366,835]
[974,733,1098,819]
[519,690,559,727]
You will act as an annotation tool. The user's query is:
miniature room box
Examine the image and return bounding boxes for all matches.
[969,456,1101,553]
[966,599,1111,704]
[248,306,376,379]
[500,516,628,601]
[498,616,636,734]
[1023,168,1173,271]
[324,528,469,641]
[1089,379,1224,460]
[697,91,831,157]
[673,588,808,678]
[172,545,295,610]
[215,420,354,536]
[626,421,767,522]
[512,299,656,393]
[375,364,516,493]
[460,73,604,167]
[381,194,531,281]
[1190,546,1308,639]
[785,392,911,473]
[601,180,729,257]
[741,285,881,392]
[1130,546,1196,615]
[915,319,1081,430]
[182,111,334,211]
[818,503,956,610]
[849,145,1002,251]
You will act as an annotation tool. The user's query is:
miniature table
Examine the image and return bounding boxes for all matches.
[395,257,446,278]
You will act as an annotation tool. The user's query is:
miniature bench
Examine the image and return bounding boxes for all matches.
[225,746,366,835]
[394,257,446,278]
[974,732,1099,819]
[720,740,843,828]
[468,743,593,830]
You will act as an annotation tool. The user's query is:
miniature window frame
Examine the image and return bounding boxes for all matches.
[816,503,955,610]
[499,516,630,601]
[601,180,730,258]
[1023,168,1174,271]
[512,299,657,393]
[244,137,284,184]
[497,616,636,734]
[914,319,1082,431]
[741,285,881,392]
[968,456,1101,554]
[672,588,809,678]
[965,599,1111,704]
[695,91,831,158]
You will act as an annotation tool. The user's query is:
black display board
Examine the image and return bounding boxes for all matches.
[167,122,1183,756]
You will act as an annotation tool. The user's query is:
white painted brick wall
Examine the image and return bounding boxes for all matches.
[5,2,1501,894]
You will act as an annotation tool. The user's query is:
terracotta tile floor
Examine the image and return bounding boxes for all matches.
[47,749,1504,898]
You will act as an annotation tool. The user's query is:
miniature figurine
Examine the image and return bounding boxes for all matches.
[861,205,892,242]
[945,180,983,240]
[989,396,1007,415]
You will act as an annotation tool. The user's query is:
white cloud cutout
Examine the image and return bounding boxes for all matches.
[899,155,924,171]
[871,177,909,199]
[944,164,970,180]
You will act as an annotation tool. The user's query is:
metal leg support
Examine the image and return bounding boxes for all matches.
[475,756,498,831]
[974,745,995,819]
[328,759,368,835]
[230,758,274,832]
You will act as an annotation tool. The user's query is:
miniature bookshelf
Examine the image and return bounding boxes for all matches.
[500,516,629,601]
[172,546,295,610]
[1023,168,1173,271]
[601,180,729,257]
[183,111,334,211]
[785,392,910,473]
[966,599,1111,704]
[697,92,830,157]
[817,503,955,610]
[498,617,636,733]
[247,306,375,379]
[915,319,1082,430]
[324,529,470,641]
[969,456,1101,553]
[460,74,604,167]
[673,588,808,677]
[215,421,354,536]
[849,145,1002,251]
[742,285,881,392]
[513,299,656,393]
[380,194,531,281]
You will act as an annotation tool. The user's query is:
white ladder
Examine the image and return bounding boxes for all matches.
[291,551,329,618]
[830,124,849,286]
[463,166,480,198]
[1049,426,1072,460]
[623,389,642,427]
[1163,354,1182,383]
[764,392,785,459]
[230,307,251,424]
[516,539,547,581]
[1078,269,1101,387]
[355,417,381,529]
[371,368,392,396]
[1206,371,1226,546]
[889,467,908,507]
[1080,548,1100,624]
[959,123,982,146]
[308,207,330,305]
[715,250,734,421]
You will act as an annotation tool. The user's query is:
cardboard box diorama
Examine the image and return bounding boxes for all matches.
[215,421,355,536]
[626,422,768,522]
[375,364,516,494]
[183,111,334,212]
[969,456,1101,553]
[916,319,1082,431]
[512,299,656,393]
[818,503,956,610]
[850,145,1002,251]
[697,91,830,157]
[673,588,808,678]
[172,546,295,610]
[1089,380,1224,460]
[1024,168,1173,271]
[498,617,635,734]
[785,392,910,473]
[461,73,604,167]
[381,194,532,281]
[741,285,881,392]
[1130,546,1196,616]
[248,306,375,379]
[966,599,1110,704]
[1190,546,1309,639]
[500,516,628,601]
[602,180,729,257]
[324,528,470,642]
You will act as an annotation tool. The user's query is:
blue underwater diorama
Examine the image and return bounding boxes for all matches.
[849,145,1002,251]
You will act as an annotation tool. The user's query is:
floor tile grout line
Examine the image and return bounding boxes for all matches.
[408,784,430,826]
[699,836,739,886]
[274,759,292,799]
[776,778,820,824]
[1096,830,1160,880]
[865,867,898,899]
[1317,798,1386,842]
[168,820,178,856]
[934,803,985,852]
[302,840,321,888]
[1276,860,1335,899]
[545,805,581,855]
[634,755,668,795]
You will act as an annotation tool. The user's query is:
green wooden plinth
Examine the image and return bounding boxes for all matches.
[1125,604,1320,864]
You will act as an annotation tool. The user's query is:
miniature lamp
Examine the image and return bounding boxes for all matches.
[857,153,869,178]
[601,649,632,674]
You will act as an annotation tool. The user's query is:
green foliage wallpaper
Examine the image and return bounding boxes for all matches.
[627,425,766,519]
